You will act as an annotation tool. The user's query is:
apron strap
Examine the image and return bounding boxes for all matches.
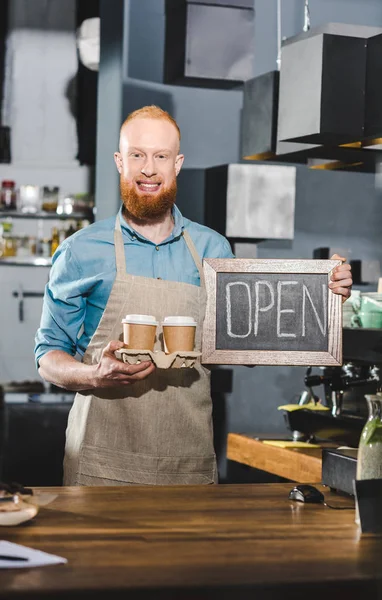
[114,215,127,275]
[182,230,205,289]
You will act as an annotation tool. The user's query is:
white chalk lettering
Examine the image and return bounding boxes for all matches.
[254,281,275,336]
[226,282,251,338]
[302,283,327,336]
[277,281,298,338]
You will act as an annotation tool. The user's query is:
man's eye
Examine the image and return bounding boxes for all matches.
[157,155,167,160]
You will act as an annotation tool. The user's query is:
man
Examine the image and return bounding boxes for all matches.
[35,105,352,486]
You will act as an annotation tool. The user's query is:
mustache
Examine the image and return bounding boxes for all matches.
[135,177,163,184]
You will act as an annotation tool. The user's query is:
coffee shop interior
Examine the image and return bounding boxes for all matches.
[1,0,382,596]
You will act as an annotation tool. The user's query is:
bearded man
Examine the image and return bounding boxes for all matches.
[35,106,352,486]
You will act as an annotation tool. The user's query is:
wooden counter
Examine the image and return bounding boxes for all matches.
[0,484,381,599]
[227,433,334,482]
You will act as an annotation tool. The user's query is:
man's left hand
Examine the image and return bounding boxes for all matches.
[328,254,352,303]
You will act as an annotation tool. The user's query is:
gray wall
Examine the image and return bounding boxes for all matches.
[121,0,382,480]
[123,0,243,169]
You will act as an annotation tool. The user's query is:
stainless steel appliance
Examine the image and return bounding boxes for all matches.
[284,329,382,494]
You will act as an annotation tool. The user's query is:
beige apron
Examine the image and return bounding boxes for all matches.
[63,215,216,485]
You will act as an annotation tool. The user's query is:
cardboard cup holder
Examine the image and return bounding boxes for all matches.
[114,348,201,369]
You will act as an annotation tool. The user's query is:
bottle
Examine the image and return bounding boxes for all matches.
[0,180,17,210]
[59,226,66,245]
[65,220,76,239]
[28,236,37,256]
[41,238,51,258]
[18,234,30,258]
[51,227,60,255]
[36,219,44,256]
[355,393,382,523]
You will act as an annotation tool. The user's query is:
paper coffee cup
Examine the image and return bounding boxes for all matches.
[122,314,158,350]
[162,316,197,354]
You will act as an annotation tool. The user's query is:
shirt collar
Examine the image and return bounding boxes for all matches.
[118,205,185,243]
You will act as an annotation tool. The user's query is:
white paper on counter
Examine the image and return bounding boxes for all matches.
[0,540,67,569]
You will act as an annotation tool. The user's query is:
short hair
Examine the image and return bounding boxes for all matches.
[121,105,181,142]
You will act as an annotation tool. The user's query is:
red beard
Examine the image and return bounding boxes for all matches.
[120,176,177,221]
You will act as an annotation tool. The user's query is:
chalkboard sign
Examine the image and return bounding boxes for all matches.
[202,259,342,366]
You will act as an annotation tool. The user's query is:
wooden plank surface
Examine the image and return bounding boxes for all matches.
[0,483,380,600]
[227,433,327,482]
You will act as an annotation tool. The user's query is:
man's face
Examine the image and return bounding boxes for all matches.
[114,118,184,221]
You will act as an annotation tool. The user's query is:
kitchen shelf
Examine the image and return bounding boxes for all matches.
[0,257,52,267]
[0,210,93,220]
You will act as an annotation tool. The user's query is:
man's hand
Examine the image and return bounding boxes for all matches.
[329,254,353,303]
[93,341,156,388]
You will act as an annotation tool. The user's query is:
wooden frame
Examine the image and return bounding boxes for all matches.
[202,258,342,366]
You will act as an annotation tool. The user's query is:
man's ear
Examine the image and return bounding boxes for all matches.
[175,154,185,176]
[114,152,123,174]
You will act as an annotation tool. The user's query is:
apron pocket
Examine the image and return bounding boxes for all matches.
[76,444,216,485]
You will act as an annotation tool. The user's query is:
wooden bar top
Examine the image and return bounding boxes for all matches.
[227,433,335,482]
[0,483,381,599]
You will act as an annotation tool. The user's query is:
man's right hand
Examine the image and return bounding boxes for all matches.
[38,342,156,392]
[93,341,156,388]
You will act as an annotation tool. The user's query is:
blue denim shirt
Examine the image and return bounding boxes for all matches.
[34,205,234,366]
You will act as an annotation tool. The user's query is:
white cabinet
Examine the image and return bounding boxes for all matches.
[0,266,49,381]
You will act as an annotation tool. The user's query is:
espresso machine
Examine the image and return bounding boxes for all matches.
[286,362,380,446]
[284,328,382,494]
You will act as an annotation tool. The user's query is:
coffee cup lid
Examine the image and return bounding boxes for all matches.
[162,316,197,326]
[122,314,158,326]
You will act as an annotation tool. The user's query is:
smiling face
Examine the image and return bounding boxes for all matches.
[114,117,184,221]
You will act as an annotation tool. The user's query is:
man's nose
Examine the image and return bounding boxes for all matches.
[141,157,156,176]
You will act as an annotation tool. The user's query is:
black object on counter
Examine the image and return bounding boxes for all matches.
[355,478,382,533]
[322,448,357,496]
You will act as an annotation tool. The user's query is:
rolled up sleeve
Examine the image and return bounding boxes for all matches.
[219,237,235,259]
[34,243,86,368]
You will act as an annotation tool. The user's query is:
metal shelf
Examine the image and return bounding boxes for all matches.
[0,210,93,220]
[0,257,52,267]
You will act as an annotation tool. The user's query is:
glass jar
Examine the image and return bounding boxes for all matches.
[56,194,75,216]
[0,180,17,210]
[42,186,59,212]
[19,185,41,214]
[17,235,30,258]
[356,393,382,523]
[2,233,17,257]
